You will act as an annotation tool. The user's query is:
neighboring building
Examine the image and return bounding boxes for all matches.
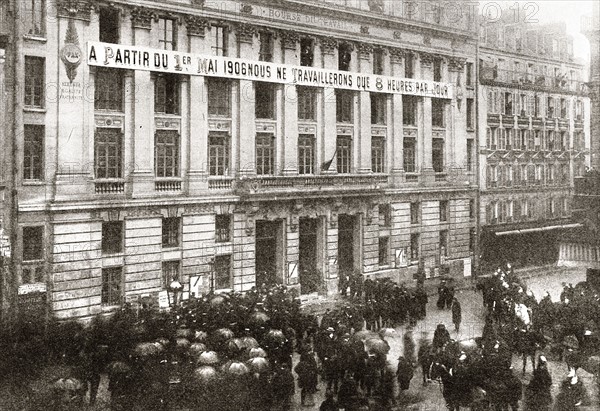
[0,0,478,319]
[478,13,590,271]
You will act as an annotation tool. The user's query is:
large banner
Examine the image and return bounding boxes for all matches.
[87,41,453,99]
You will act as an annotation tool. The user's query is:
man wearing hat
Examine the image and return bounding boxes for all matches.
[525,355,553,410]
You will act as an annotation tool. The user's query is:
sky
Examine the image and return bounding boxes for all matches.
[479,0,595,62]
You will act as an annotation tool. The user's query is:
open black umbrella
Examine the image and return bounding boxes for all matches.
[265,329,286,345]
[198,351,220,365]
[193,366,219,384]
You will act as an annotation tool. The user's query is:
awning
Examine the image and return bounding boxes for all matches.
[494,223,582,236]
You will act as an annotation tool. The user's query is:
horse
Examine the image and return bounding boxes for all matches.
[513,327,547,374]
[429,362,489,411]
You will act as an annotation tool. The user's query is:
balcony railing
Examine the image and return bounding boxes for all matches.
[479,65,587,94]
[208,177,234,190]
[155,179,182,192]
[95,180,125,194]
[236,174,389,195]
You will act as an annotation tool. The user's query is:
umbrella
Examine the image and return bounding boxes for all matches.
[210,295,227,306]
[247,357,269,373]
[249,311,270,324]
[53,377,84,392]
[198,351,220,365]
[194,330,209,342]
[108,361,131,375]
[352,330,379,342]
[225,361,249,375]
[193,366,219,384]
[213,328,235,341]
[176,328,193,339]
[176,338,191,350]
[189,343,208,357]
[379,328,396,338]
[265,329,286,344]
[133,342,160,357]
[156,337,170,347]
[248,347,267,358]
[240,336,259,349]
[365,338,390,355]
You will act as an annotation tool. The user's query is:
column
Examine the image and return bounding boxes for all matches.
[390,48,405,184]
[358,43,373,174]
[282,31,299,175]
[186,17,210,194]
[420,53,434,181]
[448,58,466,175]
[321,37,338,174]
[238,25,258,175]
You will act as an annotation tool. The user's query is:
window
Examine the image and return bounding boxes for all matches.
[405,53,414,78]
[212,25,228,56]
[95,68,124,111]
[403,138,416,172]
[300,38,314,67]
[95,129,123,179]
[466,139,473,172]
[410,202,419,224]
[498,129,506,150]
[373,49,384,75]
[24,0,44,36]
[24,57,44,108]
[336,136,352,174]
[410,233,419,261]
[22,226,43,261]
[466,62,473,86]
[102,221,123,254]
[439,230,448,257]
[534,95,541,117]
[469,199,475,220]
[298,134,315,175]
[256,133,275,175]
[215,214,231,243]
[155,130,179,178]
[154,74,180,114]
[99,7,120,43]
[371,136,385,173]
[519,94,527,116]
[297,86,317,121]
[338,43,352,71]
[162,217,180,248]
[466,98,474,129]
[162,261,180,289]
[336,90,354,123]
[503,92,513,115]
[379,204,391,227]
[547,97,555,117]
[439,200,449,222]
[469,228,476,252]
[158,18,176,50]
[371,93,386,125]
[207,78,231,117]
[432,99,445,128]
[403,95,417,126]
[433,58,442,82]
[255,82,275,119]
[560,98,567,118]
[259,31,274,62]
[102,267,123,306]
[487,128,497,149]
[432,138,444,173]
[24,125,44,181]
[208,133,230,176]
[378,237,389,266]
[214,255,232,290]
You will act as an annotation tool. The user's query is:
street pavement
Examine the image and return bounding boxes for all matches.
[83,266,597,410]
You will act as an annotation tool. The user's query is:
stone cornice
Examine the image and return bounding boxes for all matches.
[185,15,210,37]
[130,6,157,30]
[237,23,258,44]
[280,30,300,50]
[57,0,96,21]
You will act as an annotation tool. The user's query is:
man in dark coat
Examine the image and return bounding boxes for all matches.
[525,355,552,411]
[338,373,360,410]
[396,356,414,392]
[270,364,295,411]
[451,298,462,333]
[294,351,319,406]
[437,281,448,310]
[414,284,428,319]
[432,324,451,351]
[319,390,338,411]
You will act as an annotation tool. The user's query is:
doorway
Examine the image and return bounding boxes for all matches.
[299,218,321,294]
[338,214,358,294]
[255,220,283,287]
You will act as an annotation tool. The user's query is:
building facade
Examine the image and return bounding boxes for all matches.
[478,14,590,271]
[0,0,478,319]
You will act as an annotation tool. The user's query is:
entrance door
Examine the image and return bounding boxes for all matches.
[255,220,282,287]
[299,218,320,294]
[338,214,356,293]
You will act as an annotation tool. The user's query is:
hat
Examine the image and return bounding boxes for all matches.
[326,327,335,332]
[539,355,547,363]
[458,352,467,361]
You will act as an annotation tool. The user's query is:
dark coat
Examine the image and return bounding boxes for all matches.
[452,300,462,326]
[294,353,319,392]
[525,366,552,410]
[396,356,414,391]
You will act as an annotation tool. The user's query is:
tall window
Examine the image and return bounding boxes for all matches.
[24,0,44,36]
[469,228,476,252]
[214,255,232,290]
[371,93,386,125]
[378,237,389,266]
[256,133,275,175]
[300,37,314,67]
[162,217,180,248]
[154,74,180,114]
[95,129,123,179]
[336,136,352,174]
[432,138,444,172]
[433,58,442,82]
[379,204,391,227]
[403,138,416,172]
[410,202,419,224]
[469,199,476,220]
[212,25,228,56]
[99,7,120,43]
[95,68,124,111]
[403,95,417,126]
[466,62,473,86]
[432,99,445,128]
[534,95,541,117]
[158,18,176,50]
[162,261,180,288]
[371,136,385,173]
[373,49,384,75]
[439,230,448,257]
[560,98,567,118]
[297,87,317,121]
[22,226,44,262]
[547,96,555,117]
[336,90,354,123]
[215,215,232,243]
[439,200,449,222]
[338,43,352,71]
[207,78,231,117]
[208,133,229,176]
[405,53,414,78]
[503,92,513,115]
[155,131,179,178]
[466,98,474,129]
[102,221,123,254]
[24,57,44,108]
[466,139,474,171]
[255,82,275,119]
[102,267,122,306]
[24,125,44,181]
[298,134,315,175]
[410,233,419,261]
[259,31,274,62]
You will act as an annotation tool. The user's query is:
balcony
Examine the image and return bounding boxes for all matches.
[95,180,125,195]
[235,174,389,198]
[155,179,182,192]
[479,65,588,94]
[208,177,234,191]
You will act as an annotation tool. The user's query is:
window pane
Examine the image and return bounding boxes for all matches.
[155,130,179,177]
[95,68,124,111]
[371,136,385,173]
[215,215,231,243]
[255,82,275,119]
[208,134,230,176]
[214,255,231,289]
[95,129,123,179]
[23,226,44,261]
[102,221,123,254]
[162,217,180,247]
[336,136,352,174]
[24,56,45,108]
[256,133,275,175]
[207,79,231,117]
[102,267,122,306]
[403,138,416,172]
[298,134,315,175]
[24,125,44,180]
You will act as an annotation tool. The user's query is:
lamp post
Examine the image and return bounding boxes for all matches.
[169,278,183,307]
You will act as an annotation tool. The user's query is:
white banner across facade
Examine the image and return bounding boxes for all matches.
[87,41,454,99]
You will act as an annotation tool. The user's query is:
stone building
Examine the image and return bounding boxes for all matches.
[478,13,590,271]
